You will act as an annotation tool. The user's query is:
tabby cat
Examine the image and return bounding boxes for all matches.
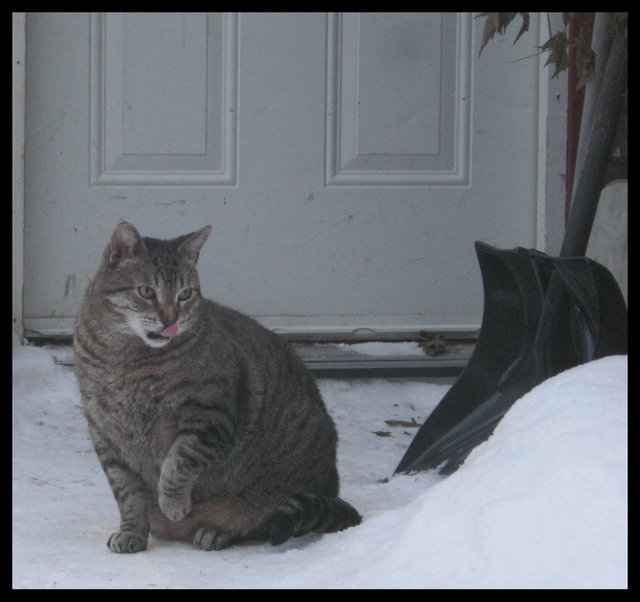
[74,222,361,553]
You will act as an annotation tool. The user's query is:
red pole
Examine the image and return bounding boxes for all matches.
[565,13,595,221]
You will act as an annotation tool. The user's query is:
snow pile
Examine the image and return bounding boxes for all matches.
[12,337,627,589]
[322,355,628,589]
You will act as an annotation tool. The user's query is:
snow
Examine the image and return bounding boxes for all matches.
[12,336,627,589]
[328,341,426,357]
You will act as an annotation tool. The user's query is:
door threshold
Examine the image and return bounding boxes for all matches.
[295,341,473,378]
[32,337,474,379]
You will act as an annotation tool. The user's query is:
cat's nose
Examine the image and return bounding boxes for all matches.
[158,306,178,326]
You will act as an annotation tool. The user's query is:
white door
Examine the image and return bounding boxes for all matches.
[23,12,545,339]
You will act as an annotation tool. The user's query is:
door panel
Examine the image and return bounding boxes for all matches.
[24,12,543,338]
[327,13,467,184]
[91,13,237,185]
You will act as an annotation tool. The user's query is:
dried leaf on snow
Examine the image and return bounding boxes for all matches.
[385,418,422,428]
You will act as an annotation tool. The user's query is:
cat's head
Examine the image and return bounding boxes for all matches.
[95,222,212,348]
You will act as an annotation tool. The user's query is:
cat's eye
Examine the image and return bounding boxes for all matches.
[138,286,156,299]
[177,288,193,302]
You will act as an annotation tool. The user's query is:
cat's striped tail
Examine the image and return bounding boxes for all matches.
[266,493,362,545]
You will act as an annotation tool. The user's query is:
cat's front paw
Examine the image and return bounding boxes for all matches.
[107,530,148,553]
[158,491,192,522]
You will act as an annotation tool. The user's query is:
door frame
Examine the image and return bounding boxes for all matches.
[12,12,568,340]
[13,12,26,340]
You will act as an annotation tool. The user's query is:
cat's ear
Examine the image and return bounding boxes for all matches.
[107,222,146,266]
[177,225,212,265]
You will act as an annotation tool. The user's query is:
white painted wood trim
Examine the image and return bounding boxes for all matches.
[542,13,568,255]
[535,20,549,251]
[12,13,26,340]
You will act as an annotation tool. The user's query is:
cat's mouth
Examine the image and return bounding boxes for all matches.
[147,322,179,341]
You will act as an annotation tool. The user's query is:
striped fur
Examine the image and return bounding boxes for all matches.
[74,222,361,553]
[266,493,363,545]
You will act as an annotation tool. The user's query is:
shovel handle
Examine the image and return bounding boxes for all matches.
[560,37,627,258]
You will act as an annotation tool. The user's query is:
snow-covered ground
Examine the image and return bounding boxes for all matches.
[12,338,627,589]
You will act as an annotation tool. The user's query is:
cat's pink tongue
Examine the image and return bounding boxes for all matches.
[158,322,178,338]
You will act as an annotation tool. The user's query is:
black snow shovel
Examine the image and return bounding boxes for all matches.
[396,35,627,476]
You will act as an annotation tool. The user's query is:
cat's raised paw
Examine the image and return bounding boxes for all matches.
[107,530,148,553]
[158,492,191,522]
[193,526,238,551]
